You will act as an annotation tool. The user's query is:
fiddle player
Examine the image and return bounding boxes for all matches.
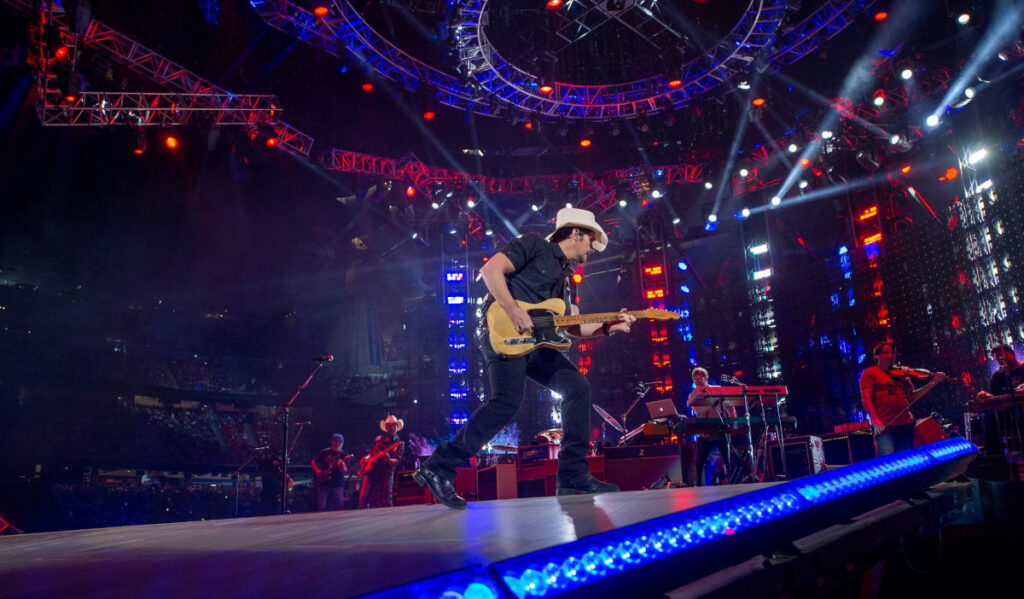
[859,342,946,456]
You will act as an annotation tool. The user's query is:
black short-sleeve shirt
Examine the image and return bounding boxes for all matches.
[990,363,1024,395]
[498,234,575,305]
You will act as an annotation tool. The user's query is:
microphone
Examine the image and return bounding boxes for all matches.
[313,355,334,362]
[293,421,312,426]
[636,380,663,386]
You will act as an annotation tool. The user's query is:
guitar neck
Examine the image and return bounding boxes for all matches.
[552,311,649,327]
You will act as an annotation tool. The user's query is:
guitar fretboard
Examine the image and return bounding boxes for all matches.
[551,311,651,327]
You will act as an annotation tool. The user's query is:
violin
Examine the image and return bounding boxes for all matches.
[888,366,936,380]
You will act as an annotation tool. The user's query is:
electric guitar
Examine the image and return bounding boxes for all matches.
[313,453,352,487]
[359,441,403,476]
[486,298,679,358]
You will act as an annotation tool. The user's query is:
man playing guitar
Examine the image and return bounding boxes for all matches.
[311,433,350,511]
[359,416,405,509]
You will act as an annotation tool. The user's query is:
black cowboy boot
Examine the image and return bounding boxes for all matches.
[413,466,467,509]
[555,473,621,496]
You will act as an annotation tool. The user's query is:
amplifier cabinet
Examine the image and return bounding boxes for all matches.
[477,463,517,501]
[518,443,560,463]
[768,435,825,479]
[393,470,431,506]
[603,443,682,491]
[820,431,876,465]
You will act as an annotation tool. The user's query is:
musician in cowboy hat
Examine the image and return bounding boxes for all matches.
[359,415,405,509]
[415,207,636,508]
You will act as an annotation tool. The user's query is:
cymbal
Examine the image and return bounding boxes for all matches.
[537,428,563,440]
[592,403,626,433]
[490,445,518,452]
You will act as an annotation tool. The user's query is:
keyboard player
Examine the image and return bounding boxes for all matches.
[686,367,736,486]
[976,344,1024,455]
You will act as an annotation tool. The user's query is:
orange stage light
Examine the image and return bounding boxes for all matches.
[539,84,554,94]
[405,186,416,197]
[546,0,563,8]
[875,11,888,21]
[164,136,179,150]
[752,98,766,107]
[313,6,329,17]
[668,79,682,89]
[579,139,591,148]
[571,273,583,284]
[265,137,278,147]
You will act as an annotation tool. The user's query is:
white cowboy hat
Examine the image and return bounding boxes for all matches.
[546,207,608,252]
[379,415,404,432]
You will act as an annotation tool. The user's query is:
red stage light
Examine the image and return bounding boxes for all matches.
[133,148,145,155]
[546,0,563,9]
[571,273,583,284]
[164,136,179,150]
[539,84,554,95]
[524,122,533,130]
[361,82,373,92]
[313,6,329,17]
[422,111,436,121]
[943,167,959,181]
[752,97,766,107]
[64,94,77,103]
[54,46,68,59]
[579,139,592,148]
[668,79,682,89]
[900,165,911,174]
[799,158,811,167]
[812,167,823,176]
[874,11,888,21]
[405,186,416,197]
[265,137,278,147]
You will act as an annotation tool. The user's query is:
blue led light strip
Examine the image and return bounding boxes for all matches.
[358,438,976,599]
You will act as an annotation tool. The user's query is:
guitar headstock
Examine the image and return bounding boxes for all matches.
[643,309,680,321]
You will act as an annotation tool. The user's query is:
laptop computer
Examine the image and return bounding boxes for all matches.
[646,398,681,420]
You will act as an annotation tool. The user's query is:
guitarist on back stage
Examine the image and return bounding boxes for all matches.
[359,415,405,509]
[859,341,946,456]
[312,433,349,512]
[975,344,1024,456]
[414,207,636,509]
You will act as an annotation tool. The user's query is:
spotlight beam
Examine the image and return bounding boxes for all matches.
[710,81,760,218]
[929,3,1024,124]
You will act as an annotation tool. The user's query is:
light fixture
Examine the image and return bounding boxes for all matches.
[787,143,798,153]
[821,130,833,139]
[771,196,781,205]
[739,168,749,177]
[957,13,970,25]
[704,182,713,189]
[926,115,940,128]
[901,68,913,80]
[967,148,988,165]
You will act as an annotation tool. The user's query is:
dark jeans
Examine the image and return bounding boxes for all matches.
[876,423,915,456]
[695,437,729,486]
[316,485,344,511]
[425,347,591,483]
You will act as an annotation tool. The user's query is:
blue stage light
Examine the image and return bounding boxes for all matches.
[369,439,976,599]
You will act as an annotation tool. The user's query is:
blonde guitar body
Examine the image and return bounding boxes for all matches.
[486,298,679,358]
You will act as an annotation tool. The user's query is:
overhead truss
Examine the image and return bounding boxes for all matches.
[252,0,876,122]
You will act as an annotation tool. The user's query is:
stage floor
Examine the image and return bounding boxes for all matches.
[0,483,776,598]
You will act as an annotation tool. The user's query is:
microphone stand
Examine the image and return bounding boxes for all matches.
[621,384,651,431]
[273,361,329,515]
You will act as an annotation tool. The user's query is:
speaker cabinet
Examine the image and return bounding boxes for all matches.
[454,466,478,501]
[603,443,682,491]
[477,463,517,501]
[393,470,430,506]
[821,431,877,465]
[768,435,825,479]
